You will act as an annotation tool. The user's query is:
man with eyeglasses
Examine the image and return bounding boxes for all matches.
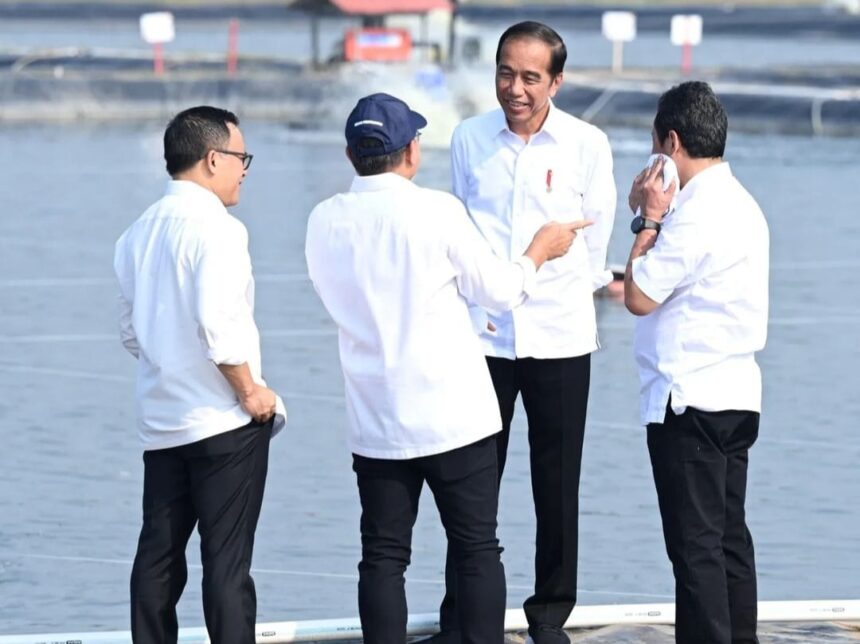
[114,105,285,643]
[305,93,590,643]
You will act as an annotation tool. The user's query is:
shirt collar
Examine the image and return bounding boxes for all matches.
[165,180,228,215]
[539,100,563,141]
[678,161,732,206]
[491,109,509,138]
[350,172,416,193]
[494,99,561,144]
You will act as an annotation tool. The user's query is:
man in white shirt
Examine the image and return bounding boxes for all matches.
[437,21,617,644]
[114,106,285,644]
[305,93,589,644]
[625,81,769,644]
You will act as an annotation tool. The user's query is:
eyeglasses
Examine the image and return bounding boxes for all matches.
[215,149,253,170]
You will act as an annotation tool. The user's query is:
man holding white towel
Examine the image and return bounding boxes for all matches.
[625,81,769,644]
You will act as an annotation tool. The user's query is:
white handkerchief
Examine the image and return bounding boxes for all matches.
[635,153,679,217]
[272,395,288,437]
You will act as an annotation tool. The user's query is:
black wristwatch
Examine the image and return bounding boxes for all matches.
[630,215,661,234]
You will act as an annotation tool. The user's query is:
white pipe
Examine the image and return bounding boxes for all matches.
[2,600,858,644]
[757,599,860,622]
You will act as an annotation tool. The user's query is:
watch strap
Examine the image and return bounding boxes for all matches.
[631,215,661,234]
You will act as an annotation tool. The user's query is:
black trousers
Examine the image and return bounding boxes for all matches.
[439,355,590,636]
[130,418,272,644]
[648,406,759,644]
[353,435,506,644]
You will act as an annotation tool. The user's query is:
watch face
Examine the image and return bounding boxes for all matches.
[630,215,659,234]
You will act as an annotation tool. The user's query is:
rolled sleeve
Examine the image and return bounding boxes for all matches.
[513,255,537,295]
[194,225,253,366]
[631,255,673,304]
[631,216,702,305]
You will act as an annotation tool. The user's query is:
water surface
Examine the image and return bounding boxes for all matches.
[0,120,858,634]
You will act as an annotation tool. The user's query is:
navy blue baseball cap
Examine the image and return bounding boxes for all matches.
[345,93,427,159]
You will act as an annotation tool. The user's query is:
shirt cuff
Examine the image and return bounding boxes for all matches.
[468,306,490,336]
[199,327,249,366]
[514,255,538,296]
[591,268,613,292]
[630,256,668,305]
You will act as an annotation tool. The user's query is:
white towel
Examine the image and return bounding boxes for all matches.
[635,153,679,218]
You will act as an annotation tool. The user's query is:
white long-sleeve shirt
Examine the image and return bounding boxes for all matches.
[632,162,769,425]
[305,172,537,460]
[114,180,284,450]
[451,101,617,360]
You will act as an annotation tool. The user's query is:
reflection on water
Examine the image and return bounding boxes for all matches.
[0,121,858,634]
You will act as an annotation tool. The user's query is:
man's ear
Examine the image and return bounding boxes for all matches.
[667,130,682,156]
[345,146,354,164]
[204,149,218,174]
[549,72,563,97]
[404,138,417,167]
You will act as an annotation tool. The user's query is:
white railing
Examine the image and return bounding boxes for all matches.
[1,599,859,644]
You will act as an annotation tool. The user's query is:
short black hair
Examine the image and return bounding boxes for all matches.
[654,81,727,159]
[495,21,567,78]
[349,138,407,176]
[164,106,239,176]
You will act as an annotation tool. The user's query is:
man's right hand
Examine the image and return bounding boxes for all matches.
[240,384,277,423]
[525,220,594,268]
[637,156,676,222]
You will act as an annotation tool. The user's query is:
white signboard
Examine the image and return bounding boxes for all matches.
[140,12,175,45]
[602,11,637,43]
[671,14,703,46]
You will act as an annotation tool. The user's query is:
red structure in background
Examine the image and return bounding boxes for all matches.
[343,27,412,61]
[227,18,239,75]
[293,0,455,66]
[324,0,451,13]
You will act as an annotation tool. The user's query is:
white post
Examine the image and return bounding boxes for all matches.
[612,40,623,74]
[602,12,637,75]
[670,14,703,75]
[139,12,175,76]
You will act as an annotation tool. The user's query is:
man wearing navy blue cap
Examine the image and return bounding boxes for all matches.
[305,93,591,644]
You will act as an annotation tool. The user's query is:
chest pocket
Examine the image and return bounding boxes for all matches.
[524,165,587,223]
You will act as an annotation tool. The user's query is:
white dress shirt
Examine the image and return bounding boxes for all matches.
[632,162,769,425]
[451,101,617,360]
[114,180,285,450]
[305,172,537,460]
